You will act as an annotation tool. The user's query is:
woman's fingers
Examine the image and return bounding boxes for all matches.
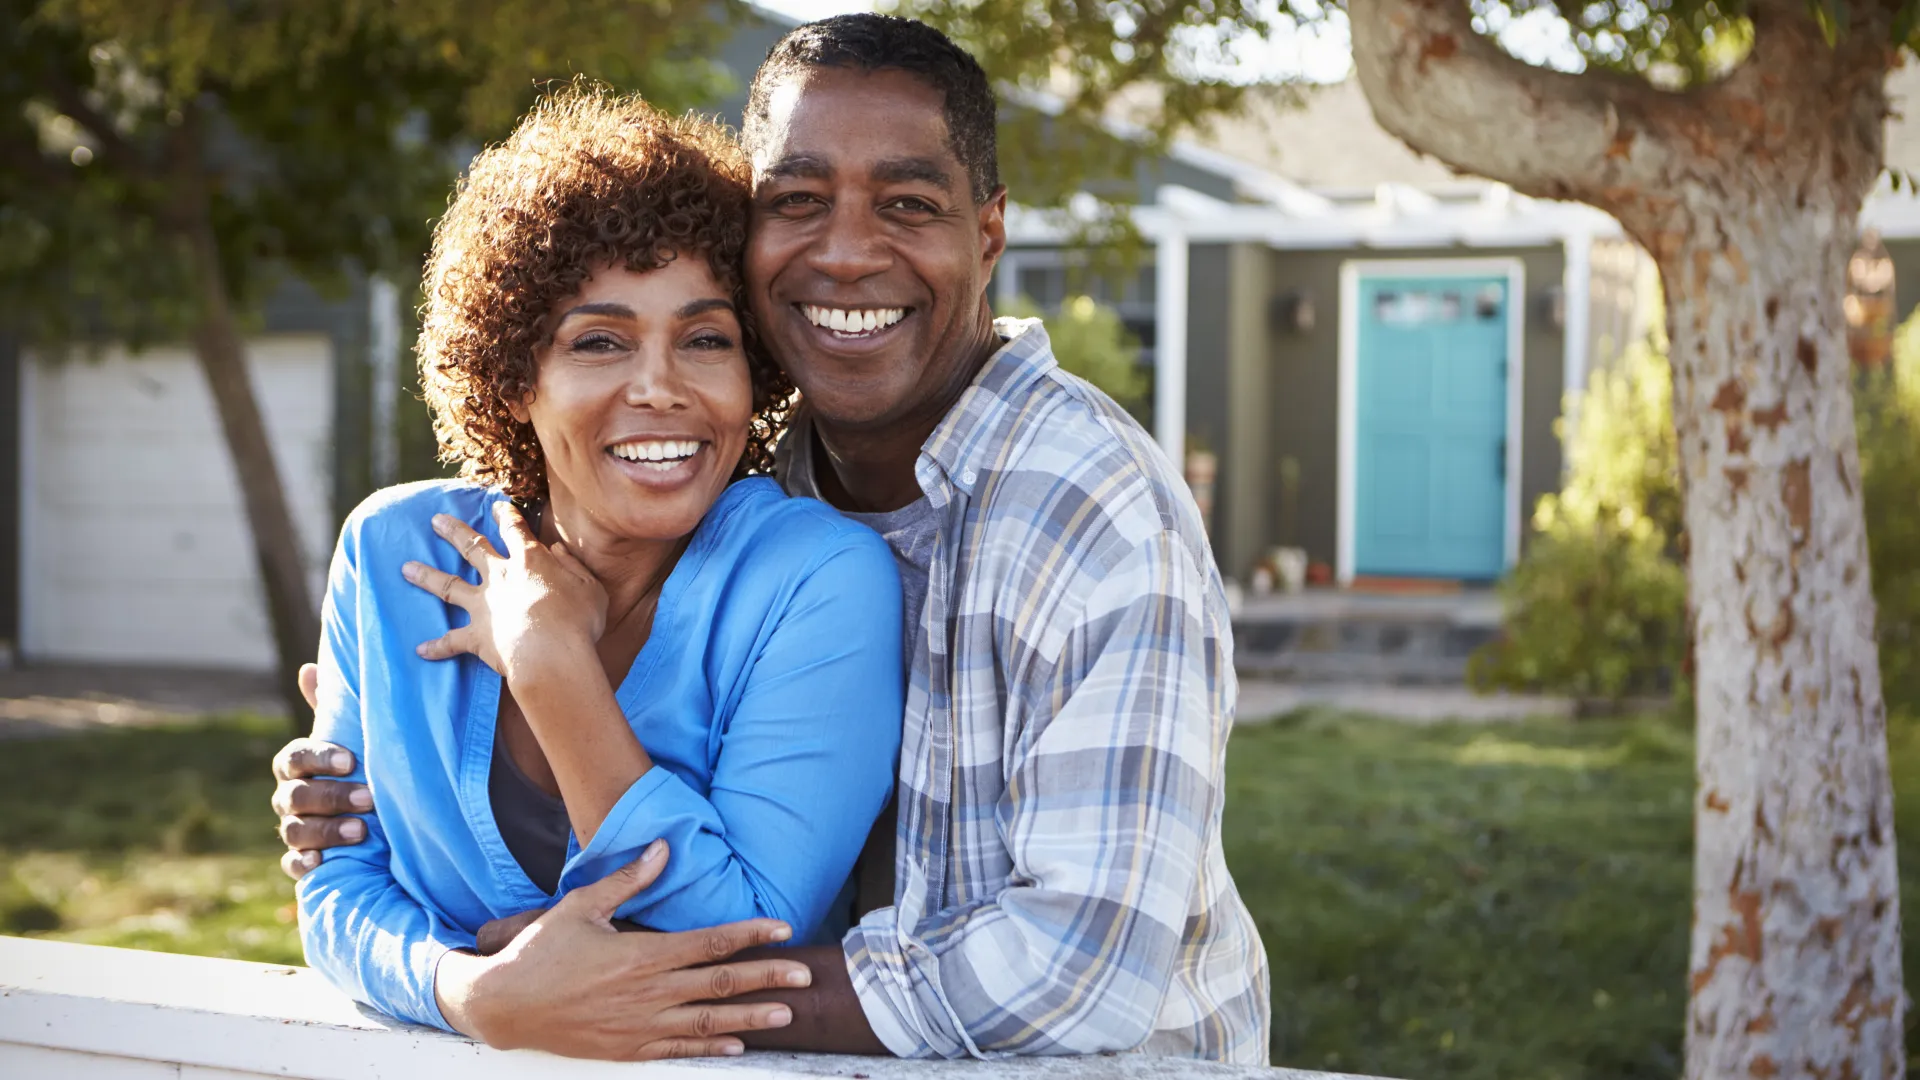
[651,917,795,971]
[632,1037,746,1060]
[493,501,539,557]
[403,561,474,609]
[654,1000,794,1042]
[433,513,502,571]
[415,627,477,662]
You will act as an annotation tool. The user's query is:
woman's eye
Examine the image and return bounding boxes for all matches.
[687,332,737,352]
[569,333,623,354]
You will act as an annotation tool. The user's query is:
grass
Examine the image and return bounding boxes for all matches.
[3,710,1918,1078]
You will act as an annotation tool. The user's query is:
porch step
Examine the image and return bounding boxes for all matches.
[1230,589,1503,686]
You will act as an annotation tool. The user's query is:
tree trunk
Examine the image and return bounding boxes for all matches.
[1663,194,1903,1080]
[183,223,320,729]
[1346,1,1903,1075]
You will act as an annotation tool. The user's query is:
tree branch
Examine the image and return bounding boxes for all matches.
[1347,0,1677,208]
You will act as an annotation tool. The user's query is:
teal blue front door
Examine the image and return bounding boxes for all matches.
[1353,274,1511,580]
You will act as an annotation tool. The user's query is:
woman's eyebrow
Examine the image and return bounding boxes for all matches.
[677,298,736,319]
[555,301,634,324]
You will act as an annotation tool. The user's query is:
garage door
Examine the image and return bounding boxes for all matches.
[20,337,334,671]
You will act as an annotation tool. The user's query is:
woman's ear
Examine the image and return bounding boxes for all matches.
[507,393,532,425]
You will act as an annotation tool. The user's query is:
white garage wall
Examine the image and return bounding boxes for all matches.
[20,336,334,671]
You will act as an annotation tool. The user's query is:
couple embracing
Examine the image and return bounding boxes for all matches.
[271,14,1268,1065]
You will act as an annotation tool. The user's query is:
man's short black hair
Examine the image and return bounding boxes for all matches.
[743,14,1000,205]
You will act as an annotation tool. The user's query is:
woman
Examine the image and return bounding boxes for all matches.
[297,89,904,1041]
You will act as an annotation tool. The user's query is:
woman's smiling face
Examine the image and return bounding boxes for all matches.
[512,258,753,542]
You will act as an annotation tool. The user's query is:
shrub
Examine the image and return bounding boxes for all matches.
[1003,293,1150,415]
[1859,316,1920,718]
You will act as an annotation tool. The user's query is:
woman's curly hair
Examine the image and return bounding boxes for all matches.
[418,86,793,501]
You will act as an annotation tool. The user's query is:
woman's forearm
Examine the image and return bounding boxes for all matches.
[510,647,652,844]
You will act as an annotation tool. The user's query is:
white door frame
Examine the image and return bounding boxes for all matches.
[1336,257,1528,584]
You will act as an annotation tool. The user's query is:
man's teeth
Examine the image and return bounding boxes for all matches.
[802,305,906,334]
[610,440,701,463]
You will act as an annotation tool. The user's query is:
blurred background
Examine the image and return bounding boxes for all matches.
[2,1,1918,1077]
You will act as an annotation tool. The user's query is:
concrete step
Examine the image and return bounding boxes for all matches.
[1230,589,1502,686]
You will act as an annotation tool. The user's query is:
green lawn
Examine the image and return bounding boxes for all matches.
[4,710,1918,1079]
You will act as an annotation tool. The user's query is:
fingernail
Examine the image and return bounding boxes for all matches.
[723,1044,745,1057]
[767,1006,792,1027]
[402,562,421,583]
[340,819,366,841]
[328,751,352,772]
[785,968,811,987]
[349,788,373,811]
[432,514,450,532]
[642,839,666,864]
[301,850,320,869]
[769,923,791,942]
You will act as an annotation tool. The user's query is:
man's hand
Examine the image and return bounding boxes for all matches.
[272,662,371,881]
[437,841,813,1060]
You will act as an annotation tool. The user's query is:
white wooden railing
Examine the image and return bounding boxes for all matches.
[0,936,1374,1080]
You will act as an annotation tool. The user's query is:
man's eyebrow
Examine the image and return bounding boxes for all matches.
[762,154,832,182]
[872,157,954,191]
[676,298,735,319]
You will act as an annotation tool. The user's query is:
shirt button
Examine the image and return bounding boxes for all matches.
[962,469,977,485]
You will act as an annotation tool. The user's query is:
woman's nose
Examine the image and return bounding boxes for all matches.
[622,346,691,410]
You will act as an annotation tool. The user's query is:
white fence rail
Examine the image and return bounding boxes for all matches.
[0,936,1371,1080]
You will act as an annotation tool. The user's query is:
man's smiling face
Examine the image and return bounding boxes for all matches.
[745,66,1006,434]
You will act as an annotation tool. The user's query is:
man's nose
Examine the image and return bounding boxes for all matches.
[805,204,891,281]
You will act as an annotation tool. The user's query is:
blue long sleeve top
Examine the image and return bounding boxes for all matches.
[296,477,904,1031]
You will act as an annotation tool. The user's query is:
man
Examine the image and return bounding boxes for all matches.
[272,13,1268,1063]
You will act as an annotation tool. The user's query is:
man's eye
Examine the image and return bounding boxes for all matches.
[888,197,936,215]
[771,192,822,213]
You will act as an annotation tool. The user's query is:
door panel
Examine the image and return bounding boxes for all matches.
[1353,274,1510,580]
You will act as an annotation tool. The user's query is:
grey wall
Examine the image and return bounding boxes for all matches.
[0,334,17,651]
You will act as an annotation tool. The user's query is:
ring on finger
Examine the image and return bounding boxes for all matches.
[465,533,486,555]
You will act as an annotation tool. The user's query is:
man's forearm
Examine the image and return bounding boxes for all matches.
[734,945,888,1055]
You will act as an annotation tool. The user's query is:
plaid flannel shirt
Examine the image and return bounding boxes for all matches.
[782,318,1270,1063]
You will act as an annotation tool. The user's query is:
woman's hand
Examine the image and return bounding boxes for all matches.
[403,502,609,683]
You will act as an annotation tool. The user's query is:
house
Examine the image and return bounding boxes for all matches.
[3,7,1917,672]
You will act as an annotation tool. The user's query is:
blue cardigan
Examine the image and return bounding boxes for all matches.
[297,477,903,1031]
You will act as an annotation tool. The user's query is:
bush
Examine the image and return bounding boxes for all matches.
[1859,316,1920,717]
[1472,320,1688,704]
[1002,293,1150,415]
[1476,304,1920,714]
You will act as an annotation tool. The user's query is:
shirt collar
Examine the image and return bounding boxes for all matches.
[915,317,1057,503]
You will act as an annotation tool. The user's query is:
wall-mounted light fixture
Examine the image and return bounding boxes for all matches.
[1269,289,1316,334]
[1533,284,1566,331]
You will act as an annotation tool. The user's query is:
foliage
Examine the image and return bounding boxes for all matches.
[1470,323,1689,703]
[1002,293,1151,415]
[1476,306,1920,714]
[0,0,732,342]
[24,710,1920,1076]
[1859,315,1920,718]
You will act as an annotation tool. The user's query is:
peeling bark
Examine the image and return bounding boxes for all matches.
[1347,1,1905,1075]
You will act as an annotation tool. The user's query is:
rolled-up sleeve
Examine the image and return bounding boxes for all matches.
[844,530,1218,1057]
[295,517,475,1032]
[557,534,904,942]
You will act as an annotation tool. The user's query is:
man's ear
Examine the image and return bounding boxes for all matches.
[977,186,1008,276]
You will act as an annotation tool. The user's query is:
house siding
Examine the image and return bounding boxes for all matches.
[1,333,18,654]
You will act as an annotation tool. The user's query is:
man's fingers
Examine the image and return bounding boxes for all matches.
[280,848,321,881]
[415,627,476,662]
[280,813,368,852]
[403,561,473,609]
[297,663,320,711]
[561,840,669,921]
[654,917,794,970]
[271,778,372,818]
[272,738,356,782]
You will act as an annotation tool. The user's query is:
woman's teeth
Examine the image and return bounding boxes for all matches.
[610,439,701,468]
[802,305,906,336]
